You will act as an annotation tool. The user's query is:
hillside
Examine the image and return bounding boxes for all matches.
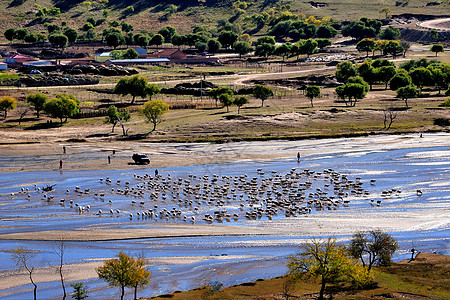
[1,0,449,42]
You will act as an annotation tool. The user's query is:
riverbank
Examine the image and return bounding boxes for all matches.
[148,252,450,300]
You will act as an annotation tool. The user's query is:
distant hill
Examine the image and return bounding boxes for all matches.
[0,0,449,42]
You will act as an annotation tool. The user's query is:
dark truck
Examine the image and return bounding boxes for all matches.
[132,153,150,165]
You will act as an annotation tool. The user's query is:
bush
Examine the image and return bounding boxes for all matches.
[434,118,450,127]
[441,98,450,107]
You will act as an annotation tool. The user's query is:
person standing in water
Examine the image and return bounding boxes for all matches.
[297,152,301,163]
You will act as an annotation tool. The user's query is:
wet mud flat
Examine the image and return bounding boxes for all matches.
[0,134,449,299]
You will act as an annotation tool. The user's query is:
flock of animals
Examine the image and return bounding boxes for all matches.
[7,167,423,225]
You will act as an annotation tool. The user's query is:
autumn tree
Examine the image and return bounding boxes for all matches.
[10,246,38,300]
[348,230,398,270]
[43,94,80,124]
[288,238,373,300]
[105,105,131,135]
[305,85,321,107]
[97,252,150,300]
[253,85,273,107]
[234,96,249,114]
[140,99,170,133]
[0,96,17,119]
[397,85,420,107]
[26,92,48,118]
[128,258,151,300]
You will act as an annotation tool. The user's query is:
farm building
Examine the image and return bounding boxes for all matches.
[105,58,170,66]
[95,52,112,63]
[0,62,7,70]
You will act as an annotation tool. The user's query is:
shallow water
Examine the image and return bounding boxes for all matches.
[0,134,449,299]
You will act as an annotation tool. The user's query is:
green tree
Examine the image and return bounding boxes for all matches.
[358,60,378,90]
[145,84,161,100]
[207,39,221,54]
[63,28,78,44]
[253,85,273,107]
[122,48,139,59]
[44,94,80,124]
[348,230,399,270]
[46,24,61,34]
[255,43,275,58]
[0,96,17,119]
[24,34,38,44]
[218,30,238,49]
[105,105,131,135]
[96,252,133,300]
[219,93,233,112]
[384,40,404,58]
[380,7,391,19]
[110,50,123,60]
[209,87,234,107]
[140,99,170,133]
[288,238,373,300]
[409,67,433,91]
[70,282,88,300]
[430,29,438,41]
[195,42,207,52]
[253,36,275,47]
[316,39,332,50]
[105,32,125,49]
[379,26,400,40]
[377,65,397,89]
[26,92,48,118]
[305,85,321,107]
[15,28,29,41]
[336,61,357,82]
[316,25,338,39]
[10,246,38,300]
[233,41,252,57]
[81,22,95,32]
[397,85,420,107]
[357,38,376,57]
[335,82,368,107]
[4,28,16,42]
[389,72,412,91]
[275,42,292,61]
[234,96,249,114]
[134,34,149,47]
[114,75,149,104]
[150,34,164,48]
[300,39,318,58]
[48,34,69,48]
[430,44,444,57]
[158,26,176,43]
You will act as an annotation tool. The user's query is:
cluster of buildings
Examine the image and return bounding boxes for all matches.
[0,47,220,71]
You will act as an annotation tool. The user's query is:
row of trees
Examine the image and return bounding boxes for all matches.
[288,230,398,300]
[335,58,450,107]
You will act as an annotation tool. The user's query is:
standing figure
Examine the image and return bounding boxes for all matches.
[297,152,301,163]
[108,156,111,164]
[59,160,63,169]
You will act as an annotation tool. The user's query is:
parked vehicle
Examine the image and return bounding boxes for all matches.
[132,153,150,165]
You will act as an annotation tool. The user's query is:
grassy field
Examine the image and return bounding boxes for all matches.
[147,253,450,300]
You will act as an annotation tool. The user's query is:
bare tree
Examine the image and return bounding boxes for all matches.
[53,238,67,300]
[10,246,38,300]
[281,276,296,300]
[16,105,30,125]
[383,109,397,130]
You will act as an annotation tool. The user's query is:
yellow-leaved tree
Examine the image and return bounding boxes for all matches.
[287,238,374,300]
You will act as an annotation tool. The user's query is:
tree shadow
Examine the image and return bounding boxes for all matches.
[24,122,62,130]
